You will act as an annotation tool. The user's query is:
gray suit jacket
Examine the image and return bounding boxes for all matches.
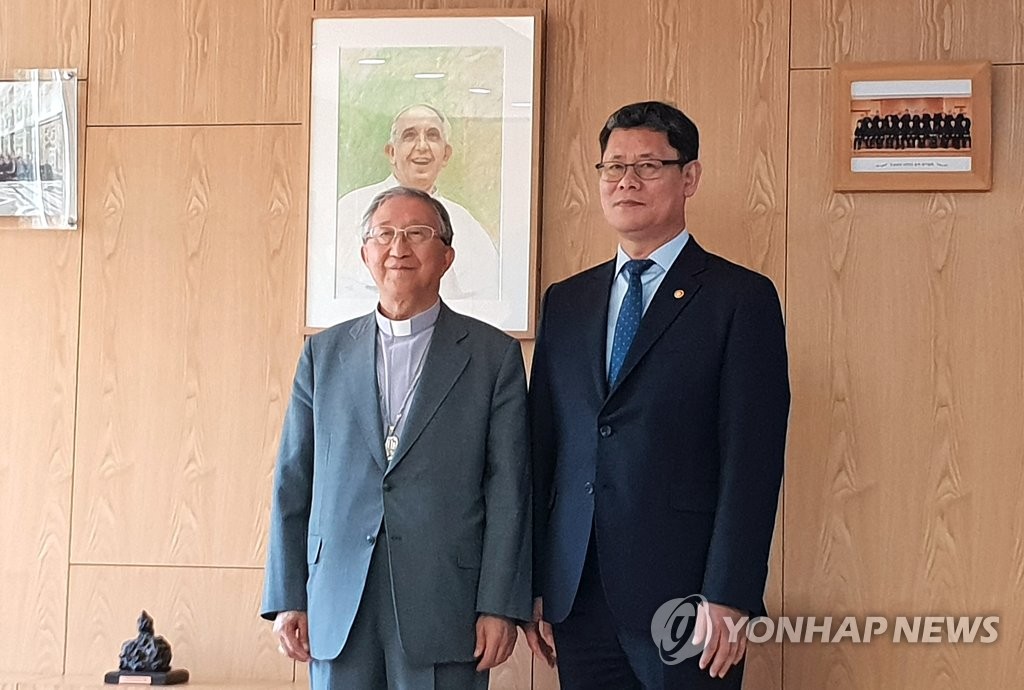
[261,303,532,664]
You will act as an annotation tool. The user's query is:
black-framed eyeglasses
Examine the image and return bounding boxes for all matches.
[363,225,440,245]
[595,159,687,182]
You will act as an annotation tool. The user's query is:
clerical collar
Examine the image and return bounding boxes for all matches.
[374,300,441,337]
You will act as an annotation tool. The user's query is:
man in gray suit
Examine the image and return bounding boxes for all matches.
[261,186,531,689]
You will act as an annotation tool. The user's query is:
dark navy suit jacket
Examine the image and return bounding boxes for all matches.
[530,236,790,630]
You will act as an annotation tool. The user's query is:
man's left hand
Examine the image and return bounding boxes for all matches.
[474,614,518,671]
[693,601,749,679]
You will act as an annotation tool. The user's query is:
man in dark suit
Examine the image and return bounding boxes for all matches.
[262,186,532,689]
[524,101,790,689]
[898,109,912,150]
[954,112,971,149]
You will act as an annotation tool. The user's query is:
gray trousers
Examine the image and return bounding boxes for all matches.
[310,533,488,690]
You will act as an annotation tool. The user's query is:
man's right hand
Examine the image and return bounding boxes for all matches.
[521,597,556,667]
[273,610,310,662]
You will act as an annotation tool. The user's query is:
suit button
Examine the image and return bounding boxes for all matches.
[584,482,594,495]
[366,535,376,545]
[599,425,612,438]
[382,482,392,492]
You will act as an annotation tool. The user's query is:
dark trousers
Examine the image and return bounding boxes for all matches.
[552,532,744,690]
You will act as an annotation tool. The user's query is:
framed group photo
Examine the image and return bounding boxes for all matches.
[305,9,543,336]
[833,61,992,192]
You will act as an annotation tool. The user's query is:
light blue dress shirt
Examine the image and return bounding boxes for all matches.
[605,230,690,376]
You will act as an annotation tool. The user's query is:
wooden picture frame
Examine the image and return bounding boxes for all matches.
[833,61,991,192]
[304,9,543,337]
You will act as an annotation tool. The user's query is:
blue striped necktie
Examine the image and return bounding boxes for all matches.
[608,259,655,385]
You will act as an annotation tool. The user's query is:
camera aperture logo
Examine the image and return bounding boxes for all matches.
[650,594,708,665]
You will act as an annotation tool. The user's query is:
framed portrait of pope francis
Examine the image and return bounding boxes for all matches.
[305,10,543,336]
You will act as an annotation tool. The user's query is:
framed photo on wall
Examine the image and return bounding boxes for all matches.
[833,61,992,192]
[305,9,543,336]
[0,68,78,230]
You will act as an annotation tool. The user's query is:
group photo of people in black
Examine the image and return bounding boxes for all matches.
[852,107,973,152]
[0,151,57,182]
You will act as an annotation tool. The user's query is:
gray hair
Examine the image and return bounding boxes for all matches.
[360,186,455,246]
[389,103,452,144]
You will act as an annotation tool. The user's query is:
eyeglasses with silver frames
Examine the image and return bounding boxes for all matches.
[594,158,688,182]
[363,225,440,245]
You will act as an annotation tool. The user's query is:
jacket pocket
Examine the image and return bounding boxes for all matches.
[307,534,323,565]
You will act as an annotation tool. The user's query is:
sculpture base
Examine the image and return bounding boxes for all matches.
[104,669,190,685]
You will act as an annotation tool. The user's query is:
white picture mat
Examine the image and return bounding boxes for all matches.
[851,79,972,99]
[851,156,972,173]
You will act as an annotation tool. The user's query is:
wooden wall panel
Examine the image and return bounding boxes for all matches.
[0,228,79,675]
[0,0,90,76]
[87,0,310,125]
[64,565,292,682]
[784,65,1024,688]
[540,0,789,294]
[73,126,306,567]
[792,0,1024,68]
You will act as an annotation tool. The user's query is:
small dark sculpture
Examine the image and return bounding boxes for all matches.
[105,611,189,685]
[119,611,172,672]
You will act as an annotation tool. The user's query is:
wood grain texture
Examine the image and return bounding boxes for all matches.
[488,641,532,689]
[63,566,292,682]
[785,65,1024,689]
[0,221,81,674]
[0,0,90,76]
[87,0,310,125]
[532,660,559,690]
[73,126,306,567]
[540,0,788,296]
[792,0,1024,68]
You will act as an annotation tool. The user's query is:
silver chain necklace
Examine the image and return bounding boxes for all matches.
[379,337,430,464]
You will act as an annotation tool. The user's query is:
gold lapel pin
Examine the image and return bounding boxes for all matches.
[674,289,685,299]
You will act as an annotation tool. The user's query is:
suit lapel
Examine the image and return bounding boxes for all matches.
[606,238,708,399]
[580,261,616,400]
[385,304,470,474]
[343,314,388,472]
